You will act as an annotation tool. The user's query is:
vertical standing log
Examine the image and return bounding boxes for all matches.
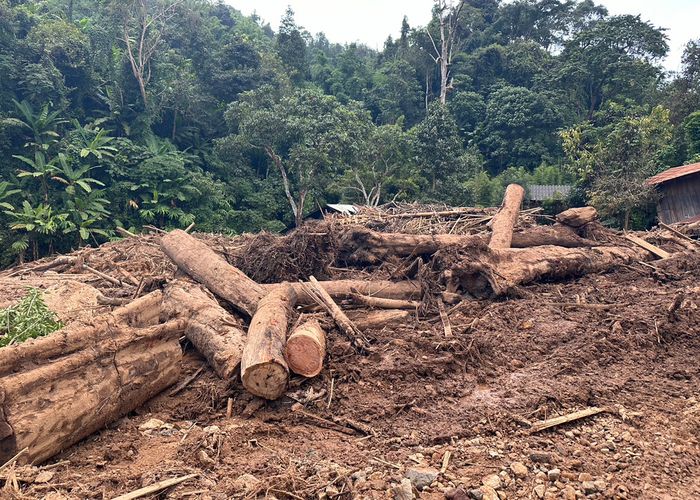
[160,230,265,317]
[240,284,296,400]
[489,184,526,250]
[285,320,326,378]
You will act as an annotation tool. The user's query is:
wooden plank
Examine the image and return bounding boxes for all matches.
[530,407,607,433]
[624,234,672,260]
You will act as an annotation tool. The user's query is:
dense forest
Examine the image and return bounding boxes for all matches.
[0,0,699,264]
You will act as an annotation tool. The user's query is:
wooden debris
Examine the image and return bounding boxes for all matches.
[350,290,419,310]
[241,284,296,400]
[489,183,526,249]
[112,473,198,500]
[437,300,453,337]
[285,320,327,377]
[169,365,205,397]
[556,206,598,227]
[624,233,671,260]
[530,407,608,433]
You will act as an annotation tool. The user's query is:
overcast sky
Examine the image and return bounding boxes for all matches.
[226,0,699,73]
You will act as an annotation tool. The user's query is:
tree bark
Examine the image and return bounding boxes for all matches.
[162,282,246,381]
[345,309,411,330]
[489,184,526,249]
[160,230,265,317]
[0,291,163,376]
[240,284,296,400]
[556,207,598,228]
[285,320,326,378]
[452,245,646,298]
[265,280,422,306]
[0,320,185,465]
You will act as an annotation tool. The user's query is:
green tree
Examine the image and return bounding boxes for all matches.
[276,7,308,84]
[222,87,372,226]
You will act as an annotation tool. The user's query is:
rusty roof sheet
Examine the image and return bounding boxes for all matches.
[645,162,700,186]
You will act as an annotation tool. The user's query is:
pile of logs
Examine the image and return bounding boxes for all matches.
[1,183,689,466]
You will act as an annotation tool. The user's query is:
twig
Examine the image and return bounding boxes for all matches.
[529,407,608,433]
[437,300,453,337]
[116,227,137,238]
[0,447,28,472]
[327,377,335,409]
[82,264,122,286]
[659,222,700,247]
[370,457,401,470]
[169,366,205,396]
[440,450,452,474]
[184,222,196,233]
[111,474,198,500]
[226,397,234,418]
[143,225,166,234]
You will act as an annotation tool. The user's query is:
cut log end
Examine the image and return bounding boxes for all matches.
[241,362,289,400]
[285,321,326,378]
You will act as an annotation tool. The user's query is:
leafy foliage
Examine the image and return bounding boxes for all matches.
[0,288,63,348]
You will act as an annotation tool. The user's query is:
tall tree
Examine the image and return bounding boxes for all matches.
[276,7,308,84]
[426,0,465,105]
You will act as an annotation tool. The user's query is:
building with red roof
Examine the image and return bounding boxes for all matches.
[645,162,700,224]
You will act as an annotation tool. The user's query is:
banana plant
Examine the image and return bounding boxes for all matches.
[71,120,118,160]
[4,201,70,259]
[50,153,105,195]
[13,151,59,202]
[1,100,67,152]
[0,181,20,210]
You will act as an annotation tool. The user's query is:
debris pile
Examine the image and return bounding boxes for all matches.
[1,184,699,499]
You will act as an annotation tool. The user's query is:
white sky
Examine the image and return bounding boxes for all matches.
[227,0,699,73]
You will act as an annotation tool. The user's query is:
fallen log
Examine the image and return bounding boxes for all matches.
[265,279,422,306]
[0,291,163,377]
[350,289,419,310]
[285,320,326,377]
[556,206,598,227]
[160,229,264,317]
[337,226,595,264]
[346,309,411,330]
[489,184,525,249]
[241,284,296,400]
[0,319,185,465]
[163,282,246,381]
[452,245,646,298]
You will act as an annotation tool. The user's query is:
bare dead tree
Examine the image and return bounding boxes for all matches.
[121,0,185,107]
[426,0,465,105]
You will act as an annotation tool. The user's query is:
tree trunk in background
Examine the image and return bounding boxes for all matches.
[489,184,526,249]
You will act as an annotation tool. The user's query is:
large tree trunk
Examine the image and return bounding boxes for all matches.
[556,206,598,228]
[0,320,185,465]
[241,284,296,400]
[285,320,326,378]
[265,280,422,306]
[161,230,265,317]
[0,291,163,376]
[452,245,646,298]
[489,184,526,249]
[338,226,595,264]
[162,282,246,381]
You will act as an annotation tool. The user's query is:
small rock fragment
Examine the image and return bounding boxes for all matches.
[445,487,469,500]
[510,462,528,478]
[562,485,577,500]
[482,474,502,490]
[393,478,415,500]
[479,485,499,500]
[581,481,597,495]
[533,484,546,499]
[578,472,593,482]
[468,488,484,500]
[547,468,560,482]
[406,466,439,490]
[529,452,553,464]
[138,418,165,432]
[34,471,55,484]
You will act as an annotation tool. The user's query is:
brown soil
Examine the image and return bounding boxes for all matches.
[1,228,699,500]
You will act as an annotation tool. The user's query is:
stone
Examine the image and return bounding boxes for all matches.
[562,486,577,500]
[393,478,415,500]
[231,473,261,494]
[468,489,484,500]
[34,471,55,484]
[445,487,469,500]
[510,462,528,479]
[533,484,546,499]
[593,479,607,491]
[547,468,560,482]
[529,452,553,464]
[482,474,502,490]
[497,492,507,500]
[578,473,593,482]
[581,481,597,495]
[406,466,439,490]
[138,418,165,432]
[479,485,499,500]
[535,471,547,483]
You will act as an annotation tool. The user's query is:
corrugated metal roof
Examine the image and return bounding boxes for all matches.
[527,185,571,201]
[645,162,700,186]
[326,203,358,215]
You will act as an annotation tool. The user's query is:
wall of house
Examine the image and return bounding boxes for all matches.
[657,174,700,223]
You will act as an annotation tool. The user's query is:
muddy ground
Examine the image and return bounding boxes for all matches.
[1,226,699,500]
